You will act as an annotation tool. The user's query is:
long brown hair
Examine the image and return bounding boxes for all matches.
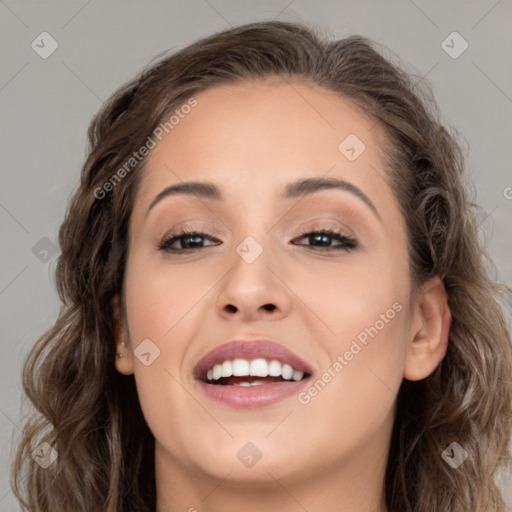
[11,21,512,511]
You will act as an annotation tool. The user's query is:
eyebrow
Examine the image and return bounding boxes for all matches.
[145,177,380,221]
[283,177,380,220]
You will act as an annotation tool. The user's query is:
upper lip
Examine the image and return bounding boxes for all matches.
[193,339,314,380]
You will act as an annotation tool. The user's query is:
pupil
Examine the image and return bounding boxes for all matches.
[184,235,203,248]
[311,233,331,246]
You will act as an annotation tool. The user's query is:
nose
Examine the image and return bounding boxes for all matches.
[215,239,292,323]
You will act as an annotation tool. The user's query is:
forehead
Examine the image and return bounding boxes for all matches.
[133,79,393,216]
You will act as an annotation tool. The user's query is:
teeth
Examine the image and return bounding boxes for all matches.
[292,370,304,381]
[205,358,306,383]
[212,364,222,380]
[232,359,250,376]
[268,360,282,377]
[281,363,293,380]
[250,358,268,377]
[221,360,233,377]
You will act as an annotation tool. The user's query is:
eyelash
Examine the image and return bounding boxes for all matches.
[157,227,358,253]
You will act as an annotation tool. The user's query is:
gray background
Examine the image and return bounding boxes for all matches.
[1,0,511,510]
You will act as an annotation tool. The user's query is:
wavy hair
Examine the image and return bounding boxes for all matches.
[11,20,512,511]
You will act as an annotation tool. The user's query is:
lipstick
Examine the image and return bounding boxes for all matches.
[193,339,313,409]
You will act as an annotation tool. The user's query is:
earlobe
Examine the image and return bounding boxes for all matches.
[111,296,134,376]
[404,277,451,381]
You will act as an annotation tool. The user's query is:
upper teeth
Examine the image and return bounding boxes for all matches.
[206,358,305,382]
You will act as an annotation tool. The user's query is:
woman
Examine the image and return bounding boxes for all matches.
[11,20,512,512]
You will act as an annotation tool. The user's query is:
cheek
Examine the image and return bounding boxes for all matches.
[123,255,212,343]
[293,248,409,429]
[289,243,408,340]
[122,257,209,448]
[319,287,408,409]
[294,301,409,465]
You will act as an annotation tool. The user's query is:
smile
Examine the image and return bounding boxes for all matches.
[193,339,313,408]
[205,358,307,384]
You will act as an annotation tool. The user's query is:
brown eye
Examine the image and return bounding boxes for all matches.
[291,229,357,251]
[158,230,220,252]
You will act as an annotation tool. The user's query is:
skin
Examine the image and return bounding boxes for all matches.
[113,78,451,512]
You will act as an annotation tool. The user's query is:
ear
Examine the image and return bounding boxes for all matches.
[404,276,451,381]
[111,296,134,375]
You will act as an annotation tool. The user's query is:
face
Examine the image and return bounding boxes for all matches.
[113,79,447,498]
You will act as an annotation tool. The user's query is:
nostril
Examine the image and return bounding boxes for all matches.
[224,304,237,313]
[262,303,276,311]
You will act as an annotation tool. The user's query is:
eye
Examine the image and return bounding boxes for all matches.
[158,229,221,252]
[158,227,357,253]
[291,228,357,252]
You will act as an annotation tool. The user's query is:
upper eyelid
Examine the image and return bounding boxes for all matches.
[164,216,355,233]
[163,225,353,240]
[161,219,357,239]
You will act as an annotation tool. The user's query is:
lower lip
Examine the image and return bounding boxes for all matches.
[196,379,310,409]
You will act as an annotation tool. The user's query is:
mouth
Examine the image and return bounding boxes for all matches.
[193,339,313,408]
